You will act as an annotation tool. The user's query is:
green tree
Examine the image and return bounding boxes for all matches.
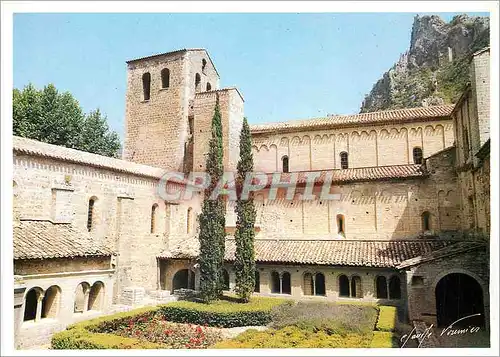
[198,95,226,302]
[13,83,121,157]
[234,118,257,302]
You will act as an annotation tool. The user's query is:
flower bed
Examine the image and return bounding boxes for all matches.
[52,296,289,349]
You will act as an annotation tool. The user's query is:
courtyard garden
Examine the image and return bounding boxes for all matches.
[51,296,402,349]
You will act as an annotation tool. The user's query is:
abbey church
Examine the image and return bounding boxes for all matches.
[13,47,490,348]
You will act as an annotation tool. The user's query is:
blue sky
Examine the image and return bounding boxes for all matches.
[13,12,488,140]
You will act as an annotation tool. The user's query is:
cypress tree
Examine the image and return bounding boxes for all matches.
[198,95,226,302]
[234,118,257,302]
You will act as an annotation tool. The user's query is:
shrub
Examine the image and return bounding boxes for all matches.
[370,331,399,348]
[270,301,378,335]
[375,306,398,332]
[52,296,289,349]
[214,325,373,348]
[158,296,288,328]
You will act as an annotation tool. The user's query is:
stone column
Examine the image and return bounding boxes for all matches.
[83,290,90,312]
[35,293,44,322]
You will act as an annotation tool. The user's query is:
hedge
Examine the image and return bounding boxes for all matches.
[370,331,399,348]
[375,306,398,332]
[158,297,289,327]
[52,306,164,349]
[52,296,289,349]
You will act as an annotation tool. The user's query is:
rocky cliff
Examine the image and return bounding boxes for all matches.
[360,14,490,113]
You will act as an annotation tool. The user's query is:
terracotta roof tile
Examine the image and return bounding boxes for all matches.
[251,105,454,134]
[397,241,486,269]
[14,220,113,260]
[13,136,165,179]
[261,164,427,186]
[159,238,460,268]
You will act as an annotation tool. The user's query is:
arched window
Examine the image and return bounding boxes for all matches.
[222,269,230,291]
[87,197,96,232]
[202,59,207,73]
[413,147,423,164]
[303,272,314,296]
[337,214,345,236]
[142,72,151,101]
[422,211,431,231]
[254,271,260,293]
[88,281,105,311]
[151,204,158,233]
[389,276,401,299]
[187,207,193,234]
[282,272,291,294]
[376,276,388,299]
[351,276,362,298]
[271,271,280,293]
[24,288,41,322]
[206,82,212,91]
[161,68,170,88]
[195,73,201,92]
[74,282,90,313]
[41,285,61,319]
[340,152,349,169]
[315,273,326,296]
[339,275,350,297]
[282,155,289,173]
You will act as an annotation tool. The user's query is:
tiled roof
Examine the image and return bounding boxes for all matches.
[397,240,486,269]
[13,136,165,179]
[159,238,460,268]
[251,105,454,134]
[14,220,113,260]
[261,164,427,186]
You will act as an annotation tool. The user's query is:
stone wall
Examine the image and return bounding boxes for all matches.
[251,120,454,172]
[124,50,219,171]
[239,156,459,241]
[405,247,489,328]
[13,153,198,301]
[192,88,244,172]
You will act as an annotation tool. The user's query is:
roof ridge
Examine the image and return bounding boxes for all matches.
[13,136,166,179]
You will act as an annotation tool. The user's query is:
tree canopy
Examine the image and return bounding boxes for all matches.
[13,83,121,157]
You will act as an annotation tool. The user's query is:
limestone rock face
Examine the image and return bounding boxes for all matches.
[360,14,490,113]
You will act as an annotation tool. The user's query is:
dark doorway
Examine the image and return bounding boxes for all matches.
[24,289,38,321]
[315,273,326,296]
[435,273,485,327]
[282,272,291,294]
[172,269,195,291]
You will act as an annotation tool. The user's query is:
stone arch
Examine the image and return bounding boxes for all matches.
[315,272,326,296]
[172,269,195,292]
[142,72,151,100]
[388,276,401,299]
[74,282,90,313]
[435,273,485,327]
[161,68,170,88]
[375,276,388,299]
[339,274,350,297]
[88,281,105,311]
[270,271,280,293]
[41,285,61,319]
[87,196,98,232]
[23,287,42,322]
[281,272,291,294]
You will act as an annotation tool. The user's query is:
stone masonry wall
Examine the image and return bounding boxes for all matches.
[13,153,198,302]
[251,120,454,172]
